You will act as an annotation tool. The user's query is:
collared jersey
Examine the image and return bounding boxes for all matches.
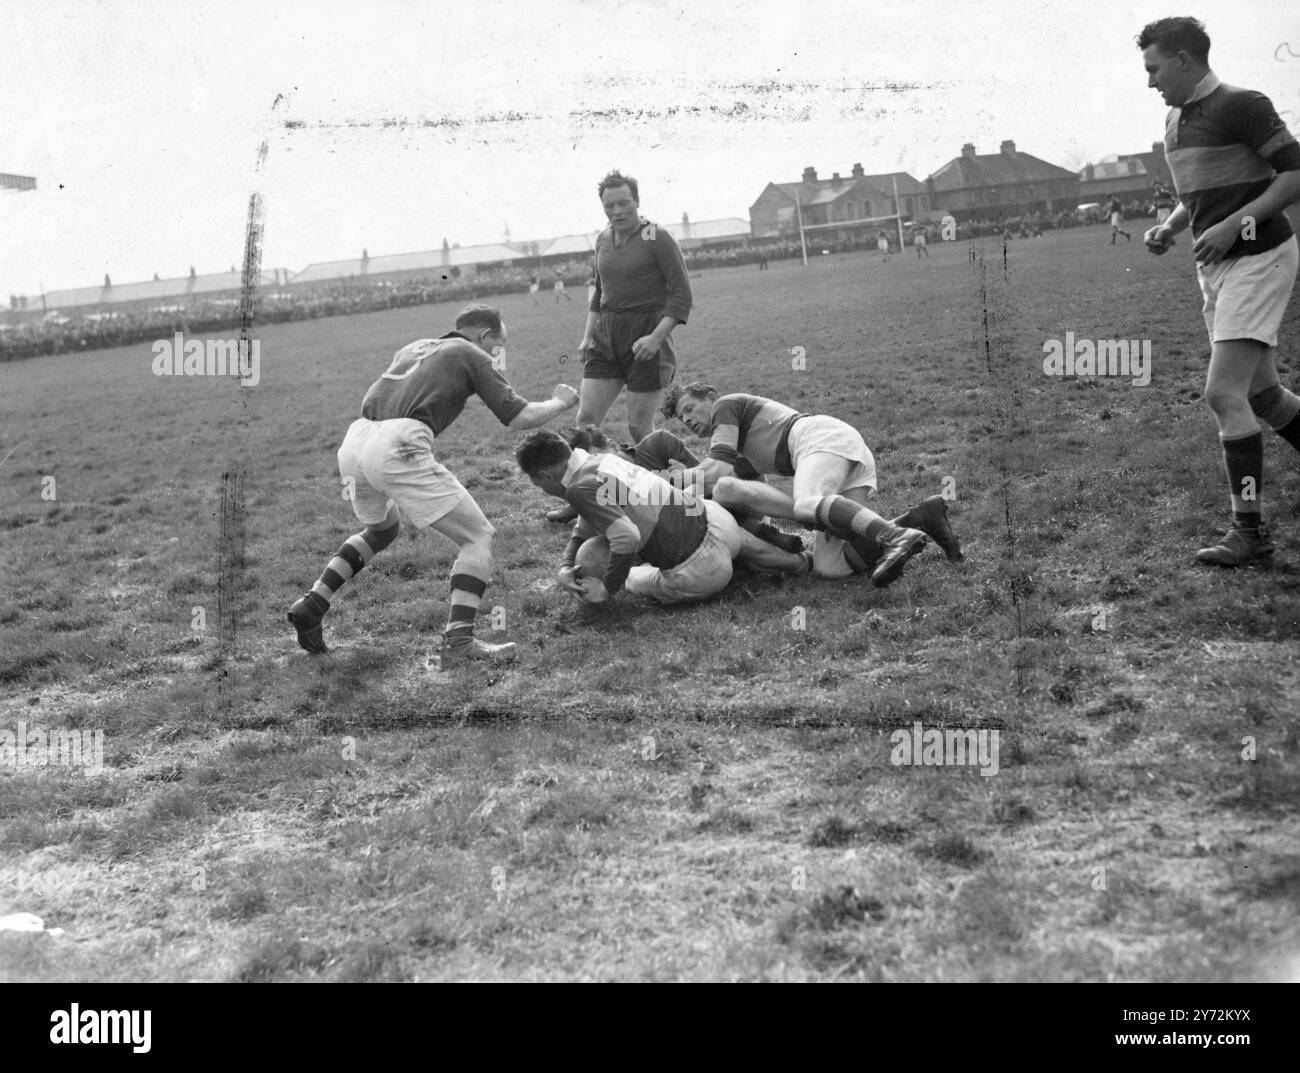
[359,332,527,435]
[589,218,693,324]
[1165,71,1300,259]
[562,449,707,593]
[705,393,808,477]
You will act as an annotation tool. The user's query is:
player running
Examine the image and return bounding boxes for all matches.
[1104,194,1132,243]
[662,384,963,586]
[287,304,579,665]
[517,429,810,605]
[1138,16,1300,567]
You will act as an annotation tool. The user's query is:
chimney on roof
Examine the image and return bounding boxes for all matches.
[1000,140,1016,155]
[852,163,865,179]
[961,143,976,160]
[682,212,691,238]
[1085,163,1095,181]
[832,172,842,187]
[1153,141,1163,153]
[802,166,818,184]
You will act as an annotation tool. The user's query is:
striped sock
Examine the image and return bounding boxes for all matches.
[446,570,488,639]
[307,526,395,613]
[813,495,900,544]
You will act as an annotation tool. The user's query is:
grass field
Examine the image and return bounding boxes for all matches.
[2,225,1298,981]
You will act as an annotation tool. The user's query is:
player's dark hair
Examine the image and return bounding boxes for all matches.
[598,170,639,203]
[659,382,717,420]
[567,426,611,451]
[454,304,503,336]
[516,429,571,476]
[1136,17,1210,63]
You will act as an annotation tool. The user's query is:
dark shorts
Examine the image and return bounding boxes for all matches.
[584,309,676,393]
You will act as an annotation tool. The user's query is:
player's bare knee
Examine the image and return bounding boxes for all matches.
[1204,386,1244,419]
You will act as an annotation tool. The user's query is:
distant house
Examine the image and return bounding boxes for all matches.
[1078,142,1172,205]
[925,141,1079,221]
[749,164,931,240]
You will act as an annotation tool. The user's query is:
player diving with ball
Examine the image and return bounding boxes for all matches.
[515,428,812,605]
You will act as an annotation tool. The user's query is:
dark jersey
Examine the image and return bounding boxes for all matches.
[1165,73,1300,259]
[589,218,693,324]
[705,393,808,477]
[359,332,527,435]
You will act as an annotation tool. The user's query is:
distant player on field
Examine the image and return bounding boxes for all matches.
[287,304,579,665]
[876,230,892,261]
[516,429,810,606]
[554,277,571,302]
[913,224,929,258]
[1105,194,1132,243]
[663,384,964,586]
[1138,16,1300,566]
[544,170,692,525]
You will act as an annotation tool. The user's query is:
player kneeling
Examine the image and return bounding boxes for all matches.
[516,429,810,605]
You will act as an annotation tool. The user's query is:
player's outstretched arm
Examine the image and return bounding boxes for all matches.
[508,384,580,429]
[676,457,734,496]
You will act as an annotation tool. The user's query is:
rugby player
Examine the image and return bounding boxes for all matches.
[1104,194,1133,243]
[516,429,811,606]
[545,170,693,526]
[662,384,964,586]
[568,425,806,555]
[287,304,579,665]
[1138,16,1300,566]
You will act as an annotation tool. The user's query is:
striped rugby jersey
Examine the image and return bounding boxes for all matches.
[561,449,708,593]
[360,332,527,435]
[705,393,808,477]
[1164,71,1300,259]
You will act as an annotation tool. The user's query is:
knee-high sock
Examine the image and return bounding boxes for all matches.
[798,494,901,544]
[1250,384,1300,454]
[1222,431,1264,523]
[306,523,399,613]
[446,550,491,638]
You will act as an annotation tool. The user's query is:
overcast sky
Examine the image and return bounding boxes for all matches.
[2,0,1297,296]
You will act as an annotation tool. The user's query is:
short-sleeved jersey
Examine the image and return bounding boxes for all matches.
[561,449,707,593]
[589,218,693,324]
[359,332,527,435]
[1165,72,1300,259]
[1106,197,1122,215]
[1153,187,1177,209]
[705,393,808,477]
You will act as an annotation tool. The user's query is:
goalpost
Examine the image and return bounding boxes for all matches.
[794,175,908,265]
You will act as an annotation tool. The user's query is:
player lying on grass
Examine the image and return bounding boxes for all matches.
[287,304,579,666]
[566,426,806,555]
[662,383,964,586]
[515,429,811,605]
[569,425,960,575]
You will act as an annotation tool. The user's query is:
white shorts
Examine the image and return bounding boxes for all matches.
[877,240,889,252]
[337,417,469,528]
[1198,235,1298,348]
[1110,212,1124,227]
[788,414,878,495]
[625,499,743,604]
[1155,207,1172,224]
